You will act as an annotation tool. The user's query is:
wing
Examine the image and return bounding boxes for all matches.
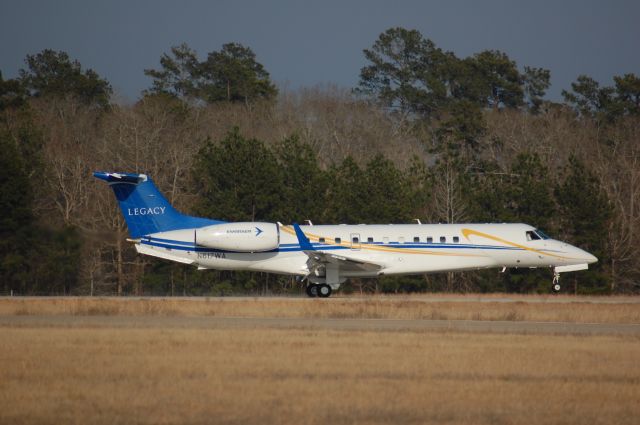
[303,250,383,273]
[291,222,383,274]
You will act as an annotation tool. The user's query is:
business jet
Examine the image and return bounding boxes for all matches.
[94,171,597,297]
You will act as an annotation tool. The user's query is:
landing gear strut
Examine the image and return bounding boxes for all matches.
[552,272,561,292]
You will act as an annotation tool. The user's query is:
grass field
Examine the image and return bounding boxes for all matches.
[2,294,640,323]
[1,296,639,424]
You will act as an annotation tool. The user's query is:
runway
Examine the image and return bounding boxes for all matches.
[4,294,640,304]
[2,315,639,336]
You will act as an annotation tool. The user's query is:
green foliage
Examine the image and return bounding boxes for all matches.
[362,155,412,223]
[144,42,277,104]
[355,27,452,118]
[0,71,27,111]
[273,135,328,223]
[554,157,612,293]
[0,131,81,294]
[563,73,640,124]
[613,73,640,115]
[356,27,553,155]
[19,49,112,108]
[356,27,542,121]
[193,128,283,221]
[200,43,278,103]
[143,43,200,100]
[554,157,611,260]
[505,153,555,230]
[562,75,615,119]
[0,132,33,292]
[469,50,524,109]
[193,129,414,227]
[523,66,551,112]
[324,157,366,223]
[324,155,413,224]
[470,153,554,230]
[30,226,82,294]
[437,99,486,150]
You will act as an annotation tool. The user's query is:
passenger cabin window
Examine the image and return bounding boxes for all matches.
[352,237,359,243]
[334,237,342,244]
[367,237,374,243]
[413,237,420,243]
[427,237,433,243]
[319,237,325,243]
[440,236,446,243]
[526,231,541,241]
[453,236,460,243]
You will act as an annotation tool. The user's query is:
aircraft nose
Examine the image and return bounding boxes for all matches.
[577,247,598,264]
[586,252,598,264]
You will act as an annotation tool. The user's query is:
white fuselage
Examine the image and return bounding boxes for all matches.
[135,223,596,278]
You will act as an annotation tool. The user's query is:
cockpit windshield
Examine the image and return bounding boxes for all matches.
[535,229,551,240]
[526,229,551,241]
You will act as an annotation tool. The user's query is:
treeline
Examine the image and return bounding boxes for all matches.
[1,27,639,295]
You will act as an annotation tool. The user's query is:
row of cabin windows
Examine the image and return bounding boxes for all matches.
[317,236,460,244]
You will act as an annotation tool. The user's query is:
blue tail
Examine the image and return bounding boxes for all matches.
[93,172,223,238]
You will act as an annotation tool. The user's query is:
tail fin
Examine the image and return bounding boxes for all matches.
[93,171,223,238]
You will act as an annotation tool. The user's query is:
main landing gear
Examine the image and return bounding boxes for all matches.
[552,272,561,293]
[305,283,332,298]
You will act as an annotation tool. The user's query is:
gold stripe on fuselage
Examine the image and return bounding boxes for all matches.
[461,228,576,260]
[280,225,483,257]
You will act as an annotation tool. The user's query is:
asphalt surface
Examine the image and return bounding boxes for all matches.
[1,315,639,336]
[3,295,640,304]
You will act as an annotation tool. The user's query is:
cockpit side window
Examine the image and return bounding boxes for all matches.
[526,231,541,241]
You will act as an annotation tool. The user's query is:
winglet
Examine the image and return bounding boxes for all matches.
[292,222,315,251]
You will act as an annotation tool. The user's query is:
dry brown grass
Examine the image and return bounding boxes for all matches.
[1,294,639,323]
[1,320,639,425]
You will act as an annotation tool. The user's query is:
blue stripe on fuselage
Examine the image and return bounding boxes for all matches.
[139,237,538,254]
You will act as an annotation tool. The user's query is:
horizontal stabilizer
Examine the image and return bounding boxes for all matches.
[135,243,196,265]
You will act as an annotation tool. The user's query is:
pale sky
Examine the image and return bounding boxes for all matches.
[1,0,639,102]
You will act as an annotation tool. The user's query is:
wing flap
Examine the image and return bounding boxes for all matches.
[291,222,383,274]
[303,250,382,272]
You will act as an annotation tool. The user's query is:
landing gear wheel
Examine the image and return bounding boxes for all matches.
[317,284,332,298]
[552,273,561,293]
[305,284,318,298]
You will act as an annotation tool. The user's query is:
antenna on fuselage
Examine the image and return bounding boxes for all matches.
[414,219,422,225]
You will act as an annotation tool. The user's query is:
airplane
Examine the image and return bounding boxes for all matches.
[94,171,598,297]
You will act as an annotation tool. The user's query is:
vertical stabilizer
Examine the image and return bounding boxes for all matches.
[93,171,223,238]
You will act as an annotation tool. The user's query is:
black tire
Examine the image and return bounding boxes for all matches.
[552,283,561,292]
[306,284,318,298]
[317,284,332,298]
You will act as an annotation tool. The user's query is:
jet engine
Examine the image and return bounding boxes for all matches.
[195,222,279,252]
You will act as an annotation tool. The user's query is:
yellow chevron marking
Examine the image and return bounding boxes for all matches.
[461,228,575,260]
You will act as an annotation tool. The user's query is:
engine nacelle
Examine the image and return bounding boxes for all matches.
[195,222,279,252]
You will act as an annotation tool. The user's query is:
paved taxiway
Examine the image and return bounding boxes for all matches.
[1,315,639,336]
[4,295,640,304]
